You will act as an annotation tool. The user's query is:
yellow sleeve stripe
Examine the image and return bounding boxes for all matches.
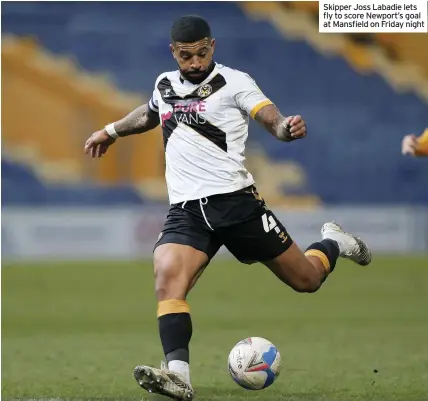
[250,100,273,119]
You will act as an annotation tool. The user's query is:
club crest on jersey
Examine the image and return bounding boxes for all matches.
[197,84,212,98]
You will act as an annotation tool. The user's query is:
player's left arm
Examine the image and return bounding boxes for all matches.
[253,104,306,142]
[234,73,306,142]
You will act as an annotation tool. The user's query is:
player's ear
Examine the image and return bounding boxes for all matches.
[210,38,216,53]
[169,44,176,59]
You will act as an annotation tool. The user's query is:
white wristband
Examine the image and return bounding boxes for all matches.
[105,123,119,139]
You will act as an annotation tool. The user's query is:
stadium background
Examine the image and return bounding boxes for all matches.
[2,2,428,401]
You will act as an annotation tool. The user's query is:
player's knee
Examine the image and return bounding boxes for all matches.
[293,271,321,293]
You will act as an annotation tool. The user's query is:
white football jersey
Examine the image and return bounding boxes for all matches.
[149,63,273,204]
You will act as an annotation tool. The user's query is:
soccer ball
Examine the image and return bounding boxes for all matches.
[228,337,281,390]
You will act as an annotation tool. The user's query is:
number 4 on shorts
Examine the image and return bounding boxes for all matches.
[262,213,277,233]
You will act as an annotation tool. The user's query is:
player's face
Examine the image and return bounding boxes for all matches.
[171,38,216,84]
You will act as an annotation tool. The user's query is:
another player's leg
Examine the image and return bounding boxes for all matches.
[134,243,208,400]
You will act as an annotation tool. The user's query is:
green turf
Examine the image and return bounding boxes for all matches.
[2,255,428,401]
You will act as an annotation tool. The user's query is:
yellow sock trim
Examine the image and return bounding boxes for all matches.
[305,249,330,273]
[157,299,190,318]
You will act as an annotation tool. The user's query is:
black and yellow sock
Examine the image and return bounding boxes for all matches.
[304,239,340,276]
[158,299,192,364]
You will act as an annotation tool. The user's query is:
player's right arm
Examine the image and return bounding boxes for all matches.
[113,102,160,136]
[84,103,160,158]
[84,77,163,158]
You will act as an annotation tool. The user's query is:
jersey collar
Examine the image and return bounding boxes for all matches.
[179,62,218,86]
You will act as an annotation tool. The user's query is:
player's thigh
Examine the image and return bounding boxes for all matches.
[153,204,222,300]
[153,243,210,300]
[221,208,293,265]
[221,210,318,290]
[262,242,319,290]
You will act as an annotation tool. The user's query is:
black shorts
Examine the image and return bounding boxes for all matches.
[154,185,293,264]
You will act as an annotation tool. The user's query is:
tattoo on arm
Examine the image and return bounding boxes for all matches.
[254,104,293,142]
[114,103,160,137]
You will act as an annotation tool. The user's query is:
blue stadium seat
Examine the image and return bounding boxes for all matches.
[1,159,147,206]
[46,185,146,206]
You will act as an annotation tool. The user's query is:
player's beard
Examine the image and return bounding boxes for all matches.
[180,61,216,84]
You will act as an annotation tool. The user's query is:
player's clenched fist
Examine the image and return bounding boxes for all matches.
[285,115,306,140]
[84,129,116,158]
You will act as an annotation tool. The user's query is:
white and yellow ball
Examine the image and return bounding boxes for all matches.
[228,337,281,390]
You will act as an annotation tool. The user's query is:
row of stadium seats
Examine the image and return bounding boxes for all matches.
[281,1,428,78]
[375,33,428,78]
[2,36,164,187]
[2,158,146,206]
[2,1,427,205]
[239,1,428,204]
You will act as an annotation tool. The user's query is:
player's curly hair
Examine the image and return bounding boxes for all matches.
[170,15,212,43]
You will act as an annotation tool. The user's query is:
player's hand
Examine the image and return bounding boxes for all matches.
[402,134,418,156]
[285,115,306,140]
[84,129,116,158]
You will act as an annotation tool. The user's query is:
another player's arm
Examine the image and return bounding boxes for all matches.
[402,129,428,157]
[84,103,160,158]
[417,141,428,156]
[253,103,306,142]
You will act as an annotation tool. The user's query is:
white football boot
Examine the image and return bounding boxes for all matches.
[133,362,194,401]
[321,221,372,266]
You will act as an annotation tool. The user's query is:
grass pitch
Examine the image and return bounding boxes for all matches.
[2,255,428,401]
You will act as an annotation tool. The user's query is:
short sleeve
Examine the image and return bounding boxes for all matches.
[149,87,159,113]
[234,73,272,118]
